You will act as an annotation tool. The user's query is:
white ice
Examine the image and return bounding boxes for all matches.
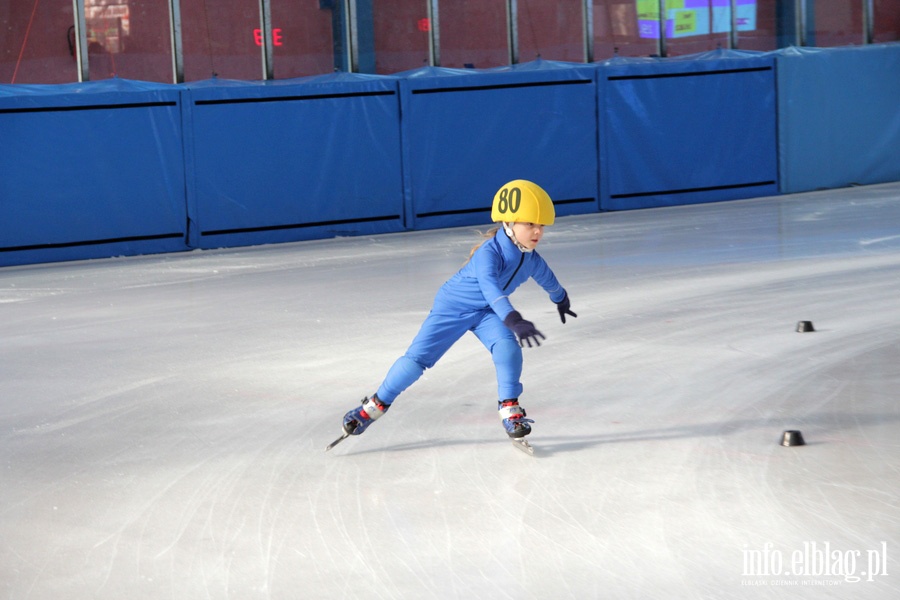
[2,183,900,599]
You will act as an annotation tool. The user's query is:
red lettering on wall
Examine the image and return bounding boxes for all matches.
[253,28,284,46]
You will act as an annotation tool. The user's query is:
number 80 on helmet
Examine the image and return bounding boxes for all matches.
[490,179,556,226]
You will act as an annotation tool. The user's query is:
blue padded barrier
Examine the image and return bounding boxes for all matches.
[598,50,779,210]
[3,46,899,269]
[182,74,405,249]
[0,79,188,267]
[398,60,600,230]
[776,44,900,194]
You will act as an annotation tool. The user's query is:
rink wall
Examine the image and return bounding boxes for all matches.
[182,74,405,249]
[1,44,898,267]
[398,62,600,230]
[0,79,189,265]
[598,51,779,210]
[776,45,900,193]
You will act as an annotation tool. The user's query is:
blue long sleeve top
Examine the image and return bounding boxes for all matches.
[433,229,566,320]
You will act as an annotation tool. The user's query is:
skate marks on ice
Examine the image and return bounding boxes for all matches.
[323,433,538,456]
[320,405,897,459]
[3,183,900,598]
[323,334,900,458]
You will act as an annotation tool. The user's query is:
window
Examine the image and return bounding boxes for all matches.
[181,0,262,81]
[270,0,336,78]
[518,0,584,63]
[593,0,660,58]
[732,0,779,51]
[809,0,863,47]
[873,0,899,43]
[85,0,173,82]
[368,0,429,74]
[1,2,79,83]
[2,0,899,83]
[660,0,733,57]
[439,0,509,69]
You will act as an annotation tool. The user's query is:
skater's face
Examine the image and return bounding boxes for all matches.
[510,221,545,251]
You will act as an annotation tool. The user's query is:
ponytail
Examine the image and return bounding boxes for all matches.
[466,226,500,263]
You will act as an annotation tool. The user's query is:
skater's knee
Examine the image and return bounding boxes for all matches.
[491,338,522,366]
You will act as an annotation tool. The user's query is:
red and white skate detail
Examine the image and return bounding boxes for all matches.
[499,400,535,456]
[326,396,389,452]
[328,398,535,454]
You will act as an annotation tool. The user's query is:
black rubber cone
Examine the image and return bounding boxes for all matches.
[781,430,806,447]
[796,321,815,332]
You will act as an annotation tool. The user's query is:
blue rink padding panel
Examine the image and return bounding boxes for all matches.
[183,74,405,249]
[399,60,600,230]
[0,79,188,267]
[3,46,900,270]
[598,51,779,210]
[777,44,900,194]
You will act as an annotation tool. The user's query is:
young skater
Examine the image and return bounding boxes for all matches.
[336,179,576,445]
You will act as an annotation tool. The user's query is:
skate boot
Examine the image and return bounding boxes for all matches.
[342,395,390,436]
[498,399,534,438]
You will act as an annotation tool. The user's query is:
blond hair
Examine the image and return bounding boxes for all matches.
[466,226,500,263]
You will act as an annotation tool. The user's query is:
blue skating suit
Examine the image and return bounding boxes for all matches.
[376,229,567,404]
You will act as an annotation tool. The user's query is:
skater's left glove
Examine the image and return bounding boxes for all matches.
[504,311,545,348]
[555,293,578,324]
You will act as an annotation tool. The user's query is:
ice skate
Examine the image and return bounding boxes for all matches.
[499,399,533,438]
[325,395,390,451]
[499,399,535,455]
[343,395,389,435]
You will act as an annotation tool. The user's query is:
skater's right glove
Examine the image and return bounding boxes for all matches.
[504,311,545,348]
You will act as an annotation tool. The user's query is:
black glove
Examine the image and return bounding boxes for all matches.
[555,292,577,324]
[503,311,545,348]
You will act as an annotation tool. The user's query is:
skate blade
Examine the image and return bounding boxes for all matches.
[325,431,350,452]
[511,438,534,456]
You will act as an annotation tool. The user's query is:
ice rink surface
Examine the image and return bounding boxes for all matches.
[2,183,900,599]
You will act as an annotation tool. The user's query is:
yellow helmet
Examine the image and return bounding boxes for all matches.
[490,180,555,226]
